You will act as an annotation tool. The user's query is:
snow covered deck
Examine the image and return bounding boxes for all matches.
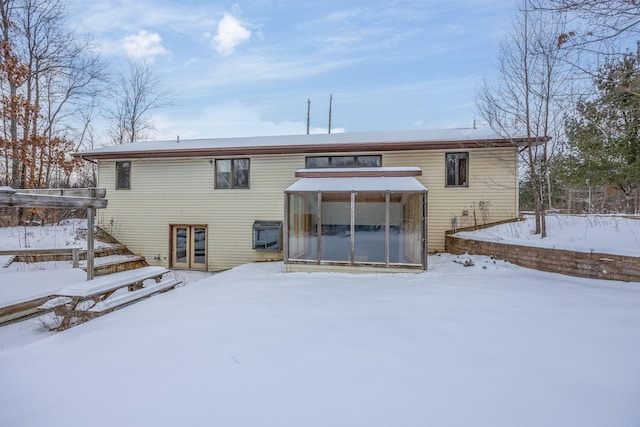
[0,266,179,328]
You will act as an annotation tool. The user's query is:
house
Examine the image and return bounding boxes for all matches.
[75,128,541,273]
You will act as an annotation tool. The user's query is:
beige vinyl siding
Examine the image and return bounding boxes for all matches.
[97,147,518,271]
[384,147,518,251]
[98,154,306,271]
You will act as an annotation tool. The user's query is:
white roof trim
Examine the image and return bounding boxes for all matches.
[285,177,428,193]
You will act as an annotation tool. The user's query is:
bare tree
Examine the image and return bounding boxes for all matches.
[478,1,575,237]
[107,59,172,145]
[0,0,27,188]
[535,1,640,55]
[0,0,105,189]
[73,95,99,186]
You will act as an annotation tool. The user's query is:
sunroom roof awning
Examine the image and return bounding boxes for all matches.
[285,176,428,193]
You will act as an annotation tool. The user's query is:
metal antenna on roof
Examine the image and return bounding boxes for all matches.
[328,94,332,134]
[307,99,310,135]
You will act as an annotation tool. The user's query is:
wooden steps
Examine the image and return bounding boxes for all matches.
[79,254,149,276]
[0,245,131,263]
[1,243,150,276]
[1,255,15,268]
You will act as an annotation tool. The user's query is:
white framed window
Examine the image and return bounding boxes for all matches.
[215,158,250,189]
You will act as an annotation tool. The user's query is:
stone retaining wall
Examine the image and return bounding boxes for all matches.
[445,233,640,283]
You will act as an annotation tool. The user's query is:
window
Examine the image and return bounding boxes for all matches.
[356,155,383,167]
[116,161,131,190]
[305,155,382,169]
[287,193,318,260]
[329,156,355,168]
[354,192,386,263]
[305,157,329,168]
[253,221,282,250]
[446,152,468,187]
[320,192,352,262]
[216,158,249,189]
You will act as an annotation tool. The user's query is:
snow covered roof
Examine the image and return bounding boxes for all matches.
[75,128,543,160]
[285,176,428,193]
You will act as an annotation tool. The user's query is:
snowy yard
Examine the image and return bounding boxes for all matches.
[456,214,640,256]
[0,216,639,426]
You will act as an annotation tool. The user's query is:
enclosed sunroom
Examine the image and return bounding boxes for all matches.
[284,167,428,273]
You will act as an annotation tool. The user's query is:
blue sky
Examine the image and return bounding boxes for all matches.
[67,0,516,142]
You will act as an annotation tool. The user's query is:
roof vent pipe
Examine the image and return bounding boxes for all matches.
[328,94,332,134]
[307,98,310,135]
[177,135,180,143]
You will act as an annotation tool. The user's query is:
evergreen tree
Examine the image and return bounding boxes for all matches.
[564,54,640,213]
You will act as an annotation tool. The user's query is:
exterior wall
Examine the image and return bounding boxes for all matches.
[384,147,518,251]
[97,147,518,271]
[98,154,301,271]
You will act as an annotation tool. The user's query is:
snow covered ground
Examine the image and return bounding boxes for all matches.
[0,217,639,426]
[455,214,640,256]
[0,219,115,251]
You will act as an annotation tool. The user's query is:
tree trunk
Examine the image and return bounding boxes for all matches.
[533,186,542,234]
[540,191,547,238]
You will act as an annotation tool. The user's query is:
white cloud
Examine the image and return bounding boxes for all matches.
[122,30,168,60]
[179,55,359,91]
[148,102,343,140]
[210,14,251,56]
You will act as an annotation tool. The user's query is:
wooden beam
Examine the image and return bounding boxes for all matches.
[87,207,95,280]
[0,186,106,282]
[12,187,106,198]
[0,193,108,209]
[0,248,81,256]
[0,297,50,323]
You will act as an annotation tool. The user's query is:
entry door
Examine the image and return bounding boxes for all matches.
[172,225,207,269]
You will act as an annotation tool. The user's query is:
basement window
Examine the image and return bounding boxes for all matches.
[253,221,283,251]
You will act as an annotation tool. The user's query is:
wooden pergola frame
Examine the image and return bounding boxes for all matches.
[0,187,108,280]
